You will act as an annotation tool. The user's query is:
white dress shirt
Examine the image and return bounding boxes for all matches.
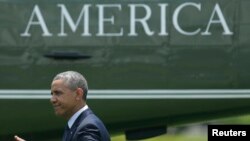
[67,105,89,129]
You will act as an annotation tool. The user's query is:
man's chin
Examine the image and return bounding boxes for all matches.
[55,111,68,118]
[54,110,63,116]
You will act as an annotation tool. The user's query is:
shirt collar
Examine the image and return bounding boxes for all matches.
[67,105,88,128]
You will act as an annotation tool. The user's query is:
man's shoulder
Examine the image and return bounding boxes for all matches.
[81,112,104,127]
[72,110,110,141]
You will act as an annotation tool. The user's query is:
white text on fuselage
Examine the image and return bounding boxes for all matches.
[20,2,233,37]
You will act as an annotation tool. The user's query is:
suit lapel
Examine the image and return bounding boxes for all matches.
[66,108,93,141]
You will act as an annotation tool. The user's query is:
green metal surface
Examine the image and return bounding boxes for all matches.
[1,0,249,89]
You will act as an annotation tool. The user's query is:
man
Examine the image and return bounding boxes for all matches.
[15,71,110,141]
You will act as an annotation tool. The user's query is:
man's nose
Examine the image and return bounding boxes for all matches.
[50,95,57,103]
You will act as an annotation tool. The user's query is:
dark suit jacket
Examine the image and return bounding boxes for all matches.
[63,108,110,141]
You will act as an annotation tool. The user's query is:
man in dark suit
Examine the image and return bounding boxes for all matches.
[15,71,110,141]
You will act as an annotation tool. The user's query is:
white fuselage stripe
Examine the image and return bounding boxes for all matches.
[1,89,250,99]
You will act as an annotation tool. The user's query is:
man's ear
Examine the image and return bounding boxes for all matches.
[76,88,84,100]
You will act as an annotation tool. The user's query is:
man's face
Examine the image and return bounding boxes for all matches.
[50,79,78,119]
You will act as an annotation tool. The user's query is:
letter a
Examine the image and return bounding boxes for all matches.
[20,5,52,37]
[201,3,233,35]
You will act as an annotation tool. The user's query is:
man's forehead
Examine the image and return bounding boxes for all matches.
[51,79,67,88]
[52,79,64,84]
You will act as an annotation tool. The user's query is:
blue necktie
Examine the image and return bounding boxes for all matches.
[63,125,71,141]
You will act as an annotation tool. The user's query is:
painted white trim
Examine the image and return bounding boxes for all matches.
[1,89,250,99]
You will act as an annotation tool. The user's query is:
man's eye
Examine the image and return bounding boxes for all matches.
[51,91,63,96]
[55,92,62,96]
